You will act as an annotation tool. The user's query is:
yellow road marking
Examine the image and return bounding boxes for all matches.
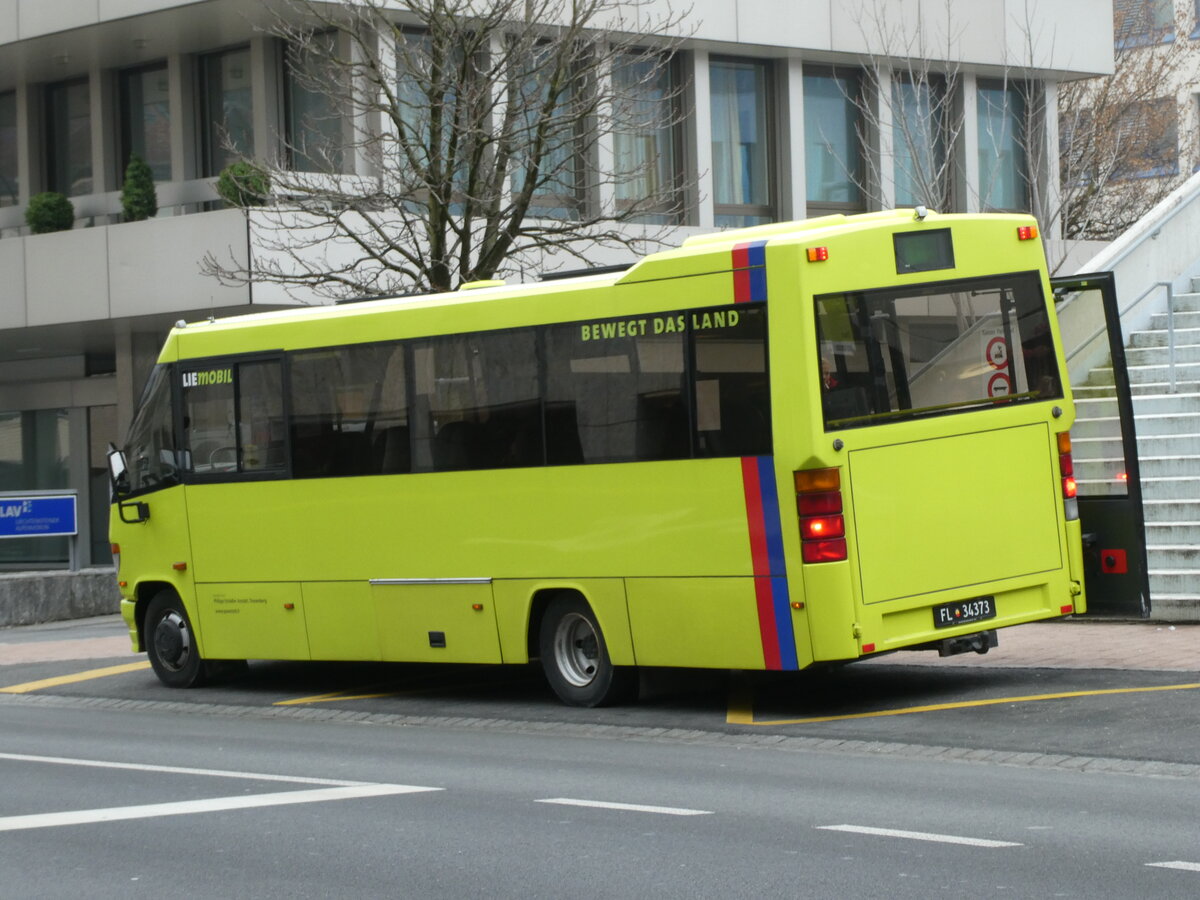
[727,681,1200,726]
[0,661,152,694]
[275,687,397,706]
[276,676,526,706]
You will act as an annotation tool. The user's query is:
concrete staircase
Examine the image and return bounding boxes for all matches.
[1072,281,1200,620]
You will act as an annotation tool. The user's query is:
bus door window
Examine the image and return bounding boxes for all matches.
[181,358,285,477]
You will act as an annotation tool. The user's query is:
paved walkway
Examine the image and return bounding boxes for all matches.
[1,616,1198,671]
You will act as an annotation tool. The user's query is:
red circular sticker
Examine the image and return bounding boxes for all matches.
[988,372,1012,397]
[986,337,1009,370]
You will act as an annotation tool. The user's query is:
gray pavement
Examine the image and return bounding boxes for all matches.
[1,614,1198,672]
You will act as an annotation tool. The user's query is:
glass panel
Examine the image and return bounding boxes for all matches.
[201,47,253,176]
[612,53,679,224]
[0,409,70,566]
[977,82,1028,212]
[286,33,344,172]
[803,68,863,206]
[414,330,543,471]
[124,365,180,490]
[545,315,687,463]
[892,77,946,208]
[45,79,92,196]
[182,365,236,474]
[238,361,286,473]
[290,343,408,478]
[693,305,771,457]
[815,272,1062,430]
[512,44,582,218]
[711,58,772,227]
[0,91,17,206]
[119,64,171,181]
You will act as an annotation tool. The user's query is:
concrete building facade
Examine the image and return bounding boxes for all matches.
[0,0,1113,578]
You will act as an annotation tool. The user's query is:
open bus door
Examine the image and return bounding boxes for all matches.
[1052,272,1151,617]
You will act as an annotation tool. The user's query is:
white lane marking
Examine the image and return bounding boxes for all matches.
[0,783,441,832]
[0,751,368,786]
[1147,861,1200,872]
[537,797,713,816]
[818,824,1022,848]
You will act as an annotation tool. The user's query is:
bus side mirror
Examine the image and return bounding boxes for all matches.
[107,445,149,522]
[107,444,130,497]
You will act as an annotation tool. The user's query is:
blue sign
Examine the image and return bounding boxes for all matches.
[0,495,77,539]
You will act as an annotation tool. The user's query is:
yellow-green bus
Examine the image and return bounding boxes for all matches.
[108,209,1085,706]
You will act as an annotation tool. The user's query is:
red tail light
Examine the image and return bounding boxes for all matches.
[795,467,847,563]
[1057,432,1079,520]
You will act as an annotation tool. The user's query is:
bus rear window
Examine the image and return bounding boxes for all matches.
[816,271,1062,430]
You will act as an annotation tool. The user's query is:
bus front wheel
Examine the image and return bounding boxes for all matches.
[145,590,207,688]
[539,595,637,707]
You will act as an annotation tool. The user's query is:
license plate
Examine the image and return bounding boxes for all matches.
[933,596,996,629]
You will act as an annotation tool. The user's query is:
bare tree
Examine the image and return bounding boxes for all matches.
[203,0,690,299]
[1052,2,1199,240]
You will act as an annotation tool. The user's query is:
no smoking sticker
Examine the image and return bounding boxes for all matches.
[986,337,1009,369]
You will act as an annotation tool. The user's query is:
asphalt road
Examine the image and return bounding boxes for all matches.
[3,699,1200,898]
[5,616,1200,896]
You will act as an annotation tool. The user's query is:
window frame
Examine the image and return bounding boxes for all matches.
[44,77,92,196]
[118,61,171,184]
[802,64,867,217]
[710,55,777,227]
[198,44,253,178]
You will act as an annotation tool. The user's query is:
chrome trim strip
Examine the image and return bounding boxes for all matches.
[369,577,493,586]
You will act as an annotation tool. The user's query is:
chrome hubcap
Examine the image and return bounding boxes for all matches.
[153,611,191,672]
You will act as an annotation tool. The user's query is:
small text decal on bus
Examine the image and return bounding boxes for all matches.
[182,368,233,388]
[581,309,741,342]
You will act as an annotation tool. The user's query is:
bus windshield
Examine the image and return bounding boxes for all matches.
[816,271,1062,429]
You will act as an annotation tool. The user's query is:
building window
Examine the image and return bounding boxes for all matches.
[1115,0,1175,48]
[1116,98,1179,178]
[710,57,774,227]
[512,45,586,219]
[45,79,91,196]
[0,91,16,206]
[285,32,345,173]
[119,63,171,182]
[977,80,1029,212]
[199,46,253,177]
[803,66,865,214]
[892,74,949,208]
[612,53,682,224]
[0,409,70,567]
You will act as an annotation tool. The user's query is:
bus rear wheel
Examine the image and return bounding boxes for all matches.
[538,595,637,707]
[145,590,207,688]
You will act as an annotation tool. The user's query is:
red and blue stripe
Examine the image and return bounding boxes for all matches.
[732,240,768,303]
[740,456,799,670]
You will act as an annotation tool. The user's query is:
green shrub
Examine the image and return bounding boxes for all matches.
[25,192,75,234]
[216,161,271,208]
[121,154,158,222]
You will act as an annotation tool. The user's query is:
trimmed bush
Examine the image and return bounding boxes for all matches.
[121,154,158,222]
[217,161,271,208]
[25,192,75,234]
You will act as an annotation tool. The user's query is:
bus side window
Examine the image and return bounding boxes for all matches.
[694,305,771,458]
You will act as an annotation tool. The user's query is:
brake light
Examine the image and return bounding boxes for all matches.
[795,467,847,563]
[806,246,829,262]
[1057,431,1079,520]
[1017,225,1039,240]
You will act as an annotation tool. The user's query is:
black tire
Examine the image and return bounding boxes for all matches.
[144,590,207,688]
[538,595,637,707]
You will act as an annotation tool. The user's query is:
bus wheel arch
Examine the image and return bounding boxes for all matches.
[536,591,637,707]
[144,588,208,688]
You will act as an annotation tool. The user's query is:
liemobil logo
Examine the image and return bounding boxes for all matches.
[0,501,34,518]
[182,368,234,388]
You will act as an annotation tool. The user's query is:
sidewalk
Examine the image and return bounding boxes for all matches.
[865,620,1200,672]
[1,615,1198,671]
